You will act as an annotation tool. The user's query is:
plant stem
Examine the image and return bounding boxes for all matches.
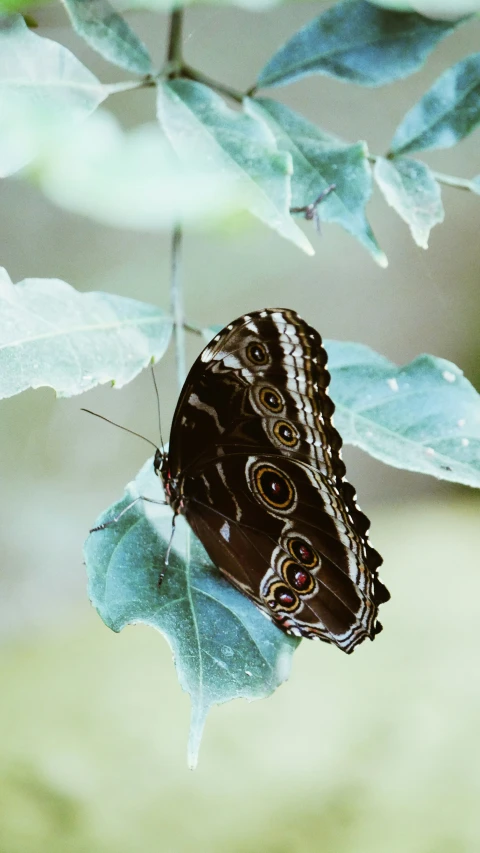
[184,322,203,336]
[170,225,187,390]
[182,65,244,104]
[167,7,183,73]
[166,9,187,390]
[430,170,478,193]
[105,78,156,96]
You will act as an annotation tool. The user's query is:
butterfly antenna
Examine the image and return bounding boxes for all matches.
[80,408,158,450]
[150,366,166,457]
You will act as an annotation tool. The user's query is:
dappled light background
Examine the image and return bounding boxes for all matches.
[0,2,479,851]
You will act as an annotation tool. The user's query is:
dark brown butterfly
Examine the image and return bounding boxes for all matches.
[155,308,389,653]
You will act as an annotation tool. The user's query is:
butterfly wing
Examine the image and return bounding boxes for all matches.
[165,309,389,652]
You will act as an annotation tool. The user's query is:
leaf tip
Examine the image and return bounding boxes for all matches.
[187,703,209,770]
[376,250,389,269]
[295,230,315,256]
[415,236,429,250]
[275,640,299,684]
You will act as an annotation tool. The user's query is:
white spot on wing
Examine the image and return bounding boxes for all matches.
[461,438,469,447]
[443,370,456,383]
[387,378,399,392]
[216,462,243,521]
[220,521,230,541]
[425,447,435,456]
[457,419,466,428]
[188,392,225,433]
[200,347,213,363]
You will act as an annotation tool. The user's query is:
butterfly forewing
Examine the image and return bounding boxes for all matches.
[163,309,389,653]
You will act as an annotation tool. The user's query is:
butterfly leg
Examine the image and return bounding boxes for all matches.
[158,515,177,588]
[164,516,177,568]
[89,496,166,532]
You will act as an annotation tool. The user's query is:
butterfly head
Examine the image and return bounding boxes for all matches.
[154,446,170,496]
[154,447,182,512]
[153,447,163,477]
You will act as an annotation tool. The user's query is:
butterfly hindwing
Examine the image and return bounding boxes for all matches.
[162,309,389,653]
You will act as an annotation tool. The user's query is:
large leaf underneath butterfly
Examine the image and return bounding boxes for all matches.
[84,460,299,768]
[163,309,389,652]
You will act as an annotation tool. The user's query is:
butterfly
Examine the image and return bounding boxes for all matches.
[154,308,389,653]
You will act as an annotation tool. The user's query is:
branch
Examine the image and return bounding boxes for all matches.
[166,8,184,75]
[170,225,187,390]
[430,170,479,193]
[182,65,244,104]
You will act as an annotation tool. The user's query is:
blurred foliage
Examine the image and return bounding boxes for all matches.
[370,0,480,18]
[1,502,480,851]
[62,0,154,74]
[1,4,479,258]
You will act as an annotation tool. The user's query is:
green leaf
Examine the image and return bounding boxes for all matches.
[0,268,172,399]
[157,79,314,256]
[247,98,387,267]
[326,340,480,488]
[390,53,480,155]
[84,459,298,769]
[374,156,444,248]
[30,109,240,230]
[61,0,153,75]
[256,0,459,90]
[0,14,109,176]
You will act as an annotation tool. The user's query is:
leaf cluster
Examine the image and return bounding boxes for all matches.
[0,1,479,257]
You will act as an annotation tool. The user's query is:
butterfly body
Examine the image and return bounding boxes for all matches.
[155,308,389,653]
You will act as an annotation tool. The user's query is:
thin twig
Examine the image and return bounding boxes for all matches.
[182,64,244,104]
[430,170,478,193]
[184,322,203,336]
[170,225,187,390]
[104,78,156,96]
[166,9,187,391]
[167,8,183,70]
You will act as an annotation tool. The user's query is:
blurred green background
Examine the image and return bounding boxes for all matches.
[1,3,479,851]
